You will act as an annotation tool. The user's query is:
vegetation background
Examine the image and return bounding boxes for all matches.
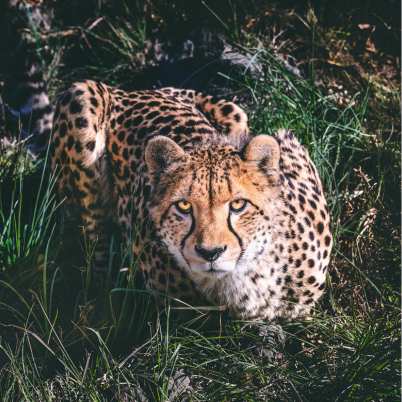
[0,0,400,400]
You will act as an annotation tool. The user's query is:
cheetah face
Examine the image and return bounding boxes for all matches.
[145,135,282,277]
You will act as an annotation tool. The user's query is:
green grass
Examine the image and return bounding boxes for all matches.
[0,2,400,401]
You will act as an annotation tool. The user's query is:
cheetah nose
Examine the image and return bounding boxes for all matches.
[194,245,227,262]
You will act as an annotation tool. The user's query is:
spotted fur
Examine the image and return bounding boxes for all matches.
[51,80,332,320]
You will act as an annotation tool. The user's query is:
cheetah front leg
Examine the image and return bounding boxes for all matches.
[51,80,115,273]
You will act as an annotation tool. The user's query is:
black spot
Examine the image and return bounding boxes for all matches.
[84,168,95,178]
[124,166,131,178]
[73,188,86,199]
[61,91,72,106]
[297,270,304,278]
[75,141,83,153]
[240,294,249,302]
[134,147,142,159]
[75,117,88,129]
[148,101,160,107]
[307,210,315,221]
[132,102,146,110]
[59,122,67,137]
[127,134,134,145]
[221,104,233,116]
[69,99,83,114]
[174,125,186,134]
[285,275,292,284]
[307,276,316,284]
[251,273,261,284]
[132,115,143,126]
[307,259,315,268]
[147,111,159,120]
[60,150,68,163]
[295,259,302,268]
[143,185,151,200]
[309,199,317,209]
[309,231,315,241]
[90,97,98,107]
[137,127,148,139]
[285,230,296,239]
[67,136,75,149]
[297,222,305,234]
[159,126,171,136]
[112,142,119,154]
[317,222,324,234]
[287,203,297,214]
[86,141,95,151]
[324,235,331,247]
[117,131,126,142]
[117,114,124,124]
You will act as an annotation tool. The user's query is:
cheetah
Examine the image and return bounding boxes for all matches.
[50,80,332,320]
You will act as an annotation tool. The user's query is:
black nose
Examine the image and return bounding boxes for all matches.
[194,245,227,262]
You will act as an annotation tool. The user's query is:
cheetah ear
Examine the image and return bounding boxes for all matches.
[243,135,280,171]
[145,136,187,176]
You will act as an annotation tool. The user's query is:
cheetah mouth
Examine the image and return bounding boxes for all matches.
[188,260,236,275]
[181,252,240,275]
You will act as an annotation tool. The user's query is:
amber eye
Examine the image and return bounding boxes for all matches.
[175,200,192,214]
[229,199,248,213]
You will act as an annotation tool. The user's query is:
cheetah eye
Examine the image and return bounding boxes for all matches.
[175,200,192,214]
[229,199,248,213]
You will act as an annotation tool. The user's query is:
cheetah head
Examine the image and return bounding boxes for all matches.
[145,135,282,278]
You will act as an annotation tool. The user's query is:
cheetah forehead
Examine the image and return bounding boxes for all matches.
[157,146,243,190]
[152,146,278,211]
